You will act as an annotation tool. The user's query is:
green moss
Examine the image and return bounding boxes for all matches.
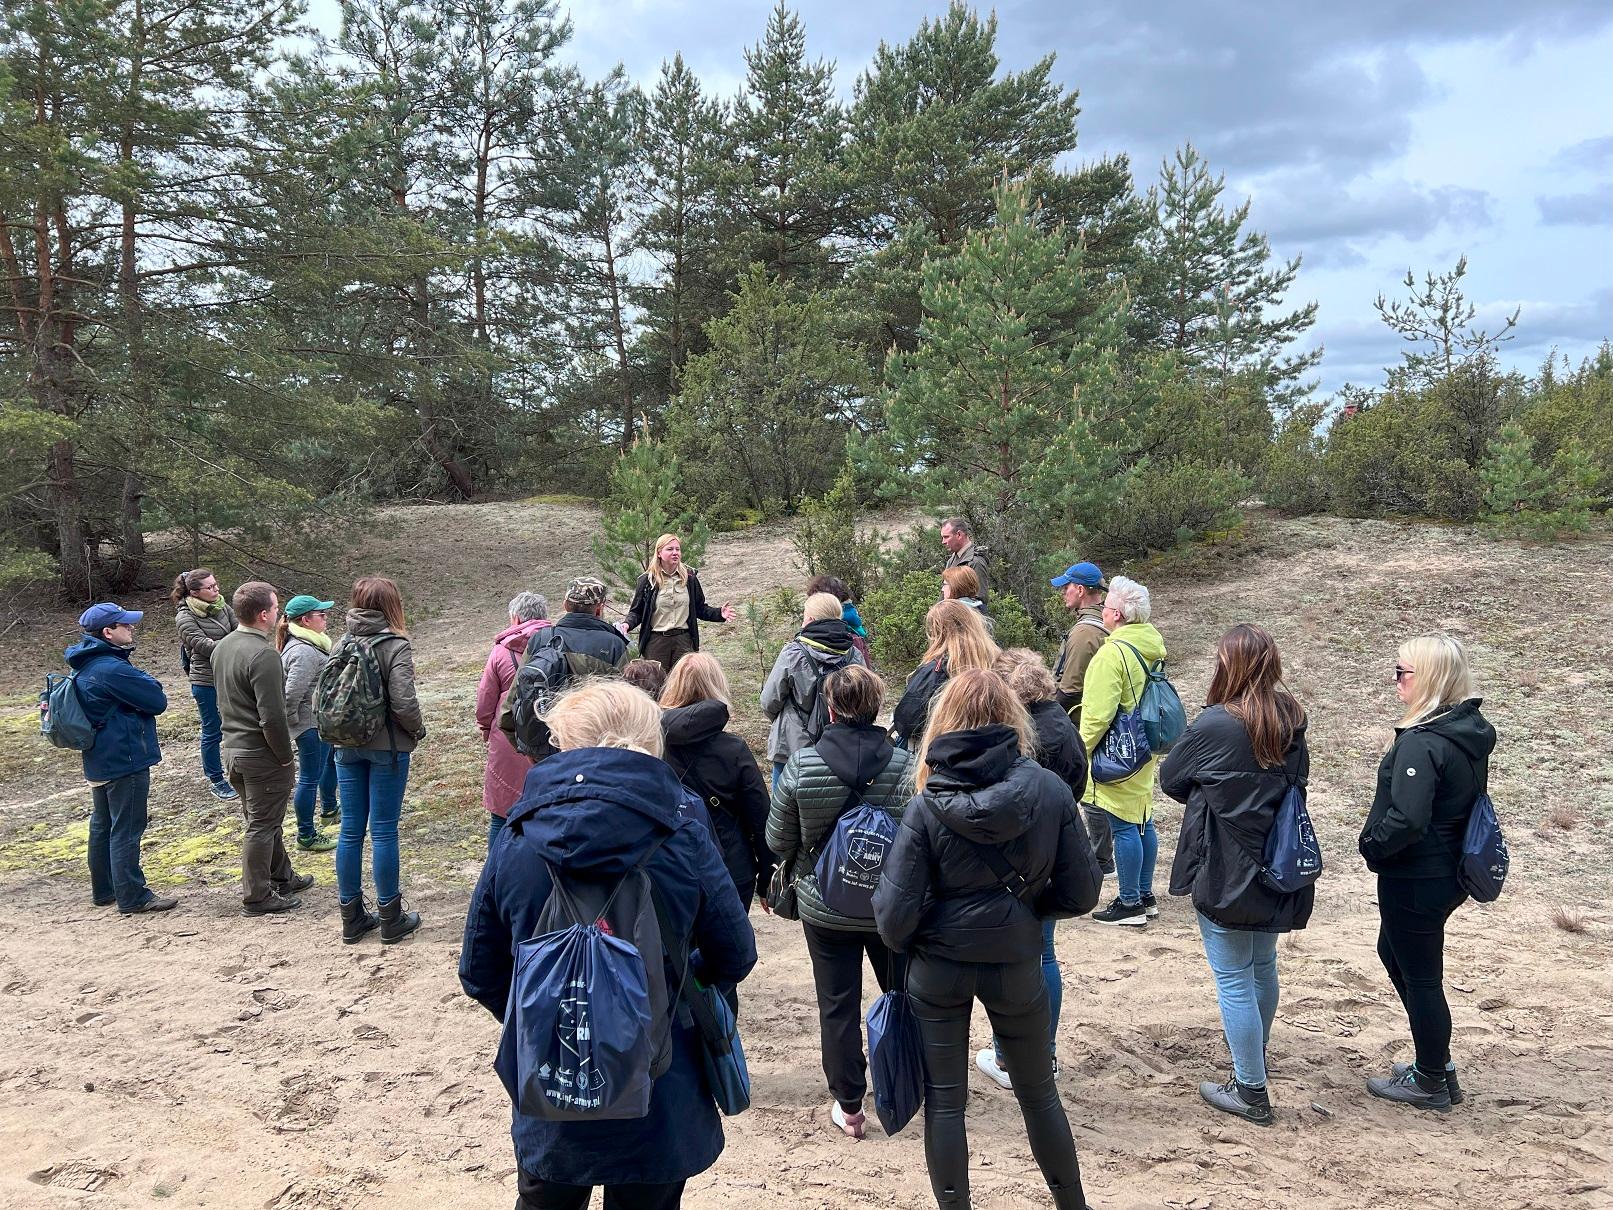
[521,493,597,507]
[0,821,90,874]
[144,824,241,885]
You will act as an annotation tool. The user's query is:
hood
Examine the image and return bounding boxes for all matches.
[797,617,854,658]
[509,746,687,876]
[922,725,1039,844]
[1109,621,1166,663]
[496,617,551,656]
[344,607,394,637]
[815,721,895,789]
[65,634,131,669]
[1403,698,1495,761]
[662,699,729,747]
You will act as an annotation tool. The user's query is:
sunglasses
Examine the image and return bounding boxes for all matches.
[1393,665,1415,682]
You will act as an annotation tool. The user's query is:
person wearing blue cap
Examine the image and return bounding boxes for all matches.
[1050,561,1114,876]
[63,603,177,915]
[277,594,339,853]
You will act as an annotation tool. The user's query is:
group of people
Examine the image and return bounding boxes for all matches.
[57,515,1497,1209]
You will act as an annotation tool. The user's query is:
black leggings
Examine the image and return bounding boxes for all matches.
[908,953,1086,1210]
[1376,874,1468,1073]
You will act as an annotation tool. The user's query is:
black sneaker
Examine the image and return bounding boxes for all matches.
[274,873,315,895]
[209,780,239,801]
[242,893,302,916]
[1091,897,1148,927]
[1367,1066,1452,1112]
[1141,892,1160,918]
[1200,1078,1273,1125]
[121,894,178,916]
[1393,1061,1464,1105]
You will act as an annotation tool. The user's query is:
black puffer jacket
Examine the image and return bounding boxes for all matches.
[1359,699,1495,878]
[873,726,1101,962]
[663,699,775,906]
[889,657,948,749]
[1028,698,1088,800]
[1162,705,1313,932]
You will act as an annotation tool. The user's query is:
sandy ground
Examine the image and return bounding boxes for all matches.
[1,505,1610,1209]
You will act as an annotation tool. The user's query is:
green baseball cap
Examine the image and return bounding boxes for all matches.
[285,594,335,619]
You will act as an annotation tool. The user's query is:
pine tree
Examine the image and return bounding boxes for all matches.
[1135,145,1319,409]
[1376,255,1519,388]
[1481,424,1551,534]
[592,426,709,594]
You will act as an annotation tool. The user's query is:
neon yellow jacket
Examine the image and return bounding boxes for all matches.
[1079,621,1167,823]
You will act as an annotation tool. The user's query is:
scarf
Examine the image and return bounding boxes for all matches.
[185,596,224,618]
[289,622,332,653]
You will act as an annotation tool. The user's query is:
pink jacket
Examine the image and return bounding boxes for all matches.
[476,618,552,817]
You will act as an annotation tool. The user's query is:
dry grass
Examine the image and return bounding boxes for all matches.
[1546,804,1580,831]
[1552,906,1590,933]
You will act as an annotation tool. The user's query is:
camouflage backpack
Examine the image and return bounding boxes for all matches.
[314,635,398,747]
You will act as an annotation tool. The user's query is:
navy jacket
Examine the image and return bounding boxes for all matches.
[873,726,1101,963]
[459,746,757,1185]
[65,635,167,782]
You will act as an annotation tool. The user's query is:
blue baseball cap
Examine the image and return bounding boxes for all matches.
[1050,562,1107,590]
[79,602,144,631]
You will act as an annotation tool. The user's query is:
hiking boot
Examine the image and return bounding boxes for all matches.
[378,895,421,944]
[1141,892,1160,918]
[976,1048,1013,1090]
[319,805,340,821]
[274,872,315,895]
[1367,1065,1452,1112]
[209,780,239,801]
[1393,1061,1463,1104]
[296,830,336,853]
[341,895,380,944]
[122,894,178,916]
[1091,896,1148,926]
[1200,1077,1273,1126]
[242,893,301,916]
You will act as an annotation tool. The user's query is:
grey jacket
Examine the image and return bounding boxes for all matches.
[759,620,864,765]
[335,608,426,753]
[280,635,328,739]
[767,724,913,933]
[174,603,238,686]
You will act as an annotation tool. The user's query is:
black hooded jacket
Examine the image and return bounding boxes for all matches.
[662,699,775,904]
[873,725,1102,962]
[1359,698,1495,878]
[1028,698,1088,800]
[1162,704,1314,932]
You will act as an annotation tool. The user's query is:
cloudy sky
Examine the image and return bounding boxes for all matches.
[305,0,1612,394]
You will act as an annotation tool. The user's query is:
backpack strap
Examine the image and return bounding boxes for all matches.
[647,877,728,1047]
[536,829,674,939]
[922,792,1038,903]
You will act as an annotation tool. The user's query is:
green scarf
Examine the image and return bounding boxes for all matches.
[288,622,331,653]
[185,596,224,618]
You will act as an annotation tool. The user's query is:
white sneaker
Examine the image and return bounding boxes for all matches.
[975,1048,1013,1090]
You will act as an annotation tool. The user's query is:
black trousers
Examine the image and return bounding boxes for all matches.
[908,953,1086,1210]
[802,922,904,1112]
[516,1173,685,1210]
[1376,874,1467,1074]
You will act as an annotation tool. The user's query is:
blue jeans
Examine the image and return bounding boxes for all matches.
[1197,911,1279,1087]
[335,750,410,904]
[292,729,337,838]
[190,685,224,784]
[994,917,1063,1066]
[1106,812,1158,905]
[487,811,506,851]
[772,761,785,792]
[88,770,153,912]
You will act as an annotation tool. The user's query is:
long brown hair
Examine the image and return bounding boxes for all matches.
[920,600,998,673]
[1206,623,1305,768]
[169,567,215,606]
[914,667,1034,791]
[351,576,407,635]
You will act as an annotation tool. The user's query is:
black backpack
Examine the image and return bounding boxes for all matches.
[801,655,852,745]
[508,636,574,759]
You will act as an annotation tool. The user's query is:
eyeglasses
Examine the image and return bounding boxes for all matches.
[1393,665,1415,682]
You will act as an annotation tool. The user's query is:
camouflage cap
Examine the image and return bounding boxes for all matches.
[564,575,608,608]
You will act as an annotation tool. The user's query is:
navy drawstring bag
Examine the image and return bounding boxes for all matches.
[866,983,926,1135]
[816,798,900,919]
[1458,792,1509,902]
[1260,778,1323,894]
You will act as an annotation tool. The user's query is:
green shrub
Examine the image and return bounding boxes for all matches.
[1084,458,1248,558]
[1263,402,1330,515]
[791,469,885,602]
[1482,425,1605,539]
[863,570,1041,673]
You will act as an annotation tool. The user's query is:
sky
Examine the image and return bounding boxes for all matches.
[303,0,1613,395]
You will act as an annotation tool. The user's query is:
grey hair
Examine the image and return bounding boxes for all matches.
[1105,576,1151,623]
[508,591,549,623]
[941,516,970,536]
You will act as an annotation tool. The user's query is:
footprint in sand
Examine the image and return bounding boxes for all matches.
[27,1161,121,1192]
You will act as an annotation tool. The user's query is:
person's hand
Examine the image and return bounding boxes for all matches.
[615,621,629,636]
[720,602,736,623]
[757,895,773,916]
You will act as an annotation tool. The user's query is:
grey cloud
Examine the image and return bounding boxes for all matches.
[1536,190,1610,226]
[1260,179,1495,247]
[1547,135,1613,173]
[1501,288,1613,351]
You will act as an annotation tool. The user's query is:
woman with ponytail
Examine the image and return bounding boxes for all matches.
[171,567,239,800]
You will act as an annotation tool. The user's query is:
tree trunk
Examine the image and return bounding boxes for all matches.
[602,223,635,451]
[114,0,149,591]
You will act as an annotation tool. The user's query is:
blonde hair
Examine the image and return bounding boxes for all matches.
[914,668,1034,791]
[660,652,732,710]
[992,648,1057,705]
[921,599,998,672]
[803,591,843,624]
[544,678,665,757]
[1397,634,1474,728]
[648,533,690,588]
